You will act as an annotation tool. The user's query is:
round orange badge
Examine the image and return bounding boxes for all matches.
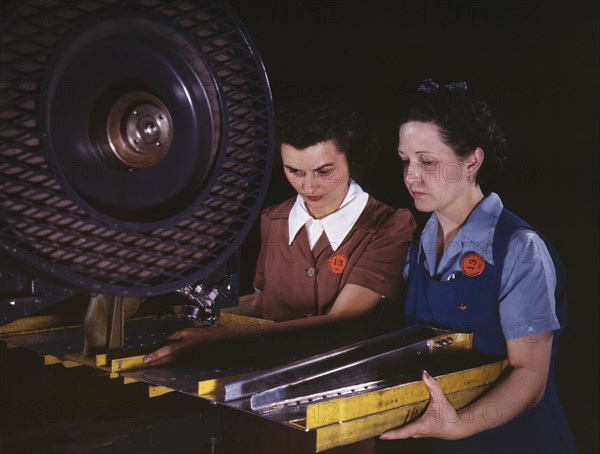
[461,253,486,277]
[328,253,348,274]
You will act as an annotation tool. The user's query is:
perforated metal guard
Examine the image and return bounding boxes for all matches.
[0,0,274,296]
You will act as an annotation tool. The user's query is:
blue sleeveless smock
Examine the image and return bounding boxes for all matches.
[404,208,576,453]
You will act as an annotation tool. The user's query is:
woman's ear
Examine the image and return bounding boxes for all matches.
[465,147,484,180]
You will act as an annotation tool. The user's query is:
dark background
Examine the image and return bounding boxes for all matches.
[229,0,599,452]
[0,1,596,452]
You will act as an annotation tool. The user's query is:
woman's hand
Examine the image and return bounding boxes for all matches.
[143,325,240,367]
[143,291,265,367]
[380,370,463,441]
[381,331,553,441]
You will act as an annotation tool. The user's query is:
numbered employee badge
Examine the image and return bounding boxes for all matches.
[461,252,486,277]
[328,253,348,274]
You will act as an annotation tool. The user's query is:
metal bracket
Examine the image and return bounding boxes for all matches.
[82,294,141,356]
[175,284,221,326]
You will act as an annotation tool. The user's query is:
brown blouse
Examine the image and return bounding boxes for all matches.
[253,196,415,322]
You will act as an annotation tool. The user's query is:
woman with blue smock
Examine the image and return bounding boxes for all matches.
[380,80,576,453]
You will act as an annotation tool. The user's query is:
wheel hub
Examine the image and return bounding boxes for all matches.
[105,91,173,168]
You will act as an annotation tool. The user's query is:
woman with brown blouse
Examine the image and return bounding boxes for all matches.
[143,98,415,366]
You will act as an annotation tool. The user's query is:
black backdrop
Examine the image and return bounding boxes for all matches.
[229,0,599,451]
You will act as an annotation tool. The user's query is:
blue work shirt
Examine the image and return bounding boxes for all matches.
[404,193,560,340]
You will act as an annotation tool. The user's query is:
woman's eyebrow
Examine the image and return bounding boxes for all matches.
[397,150,431,155]
[284,162,335,171]
[312,162,335,171]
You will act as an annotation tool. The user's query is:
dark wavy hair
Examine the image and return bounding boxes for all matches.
[275,95,374,184]
[399,81,508,185]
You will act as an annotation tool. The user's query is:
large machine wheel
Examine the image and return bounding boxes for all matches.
[0,0,274,297]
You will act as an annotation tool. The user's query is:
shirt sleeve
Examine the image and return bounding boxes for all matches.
[346,209,416,299]
[499,229,560,340]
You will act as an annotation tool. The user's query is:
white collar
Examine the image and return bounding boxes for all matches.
[288,180,369,250]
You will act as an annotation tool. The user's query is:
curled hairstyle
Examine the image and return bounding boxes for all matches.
[276,95,373,184]
[399,80,508,184]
